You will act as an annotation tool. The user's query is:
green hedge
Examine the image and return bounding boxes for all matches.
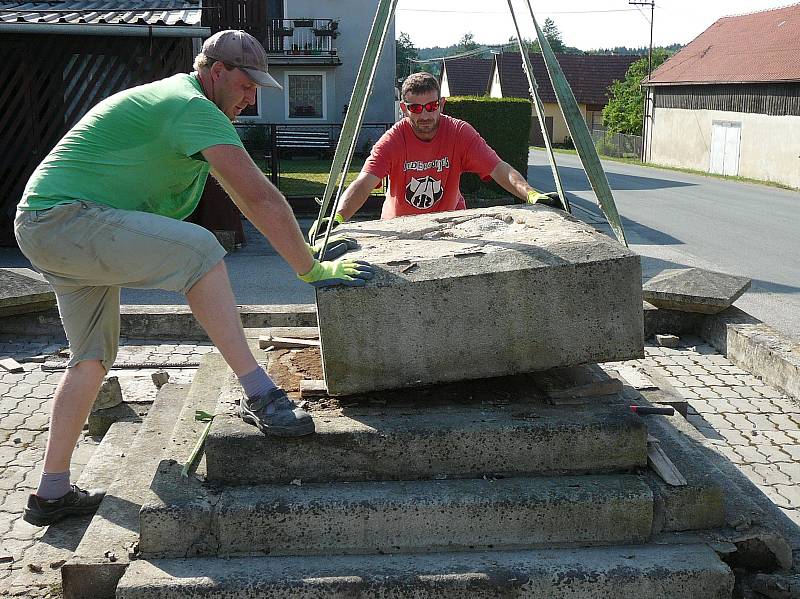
[443,96,532,197]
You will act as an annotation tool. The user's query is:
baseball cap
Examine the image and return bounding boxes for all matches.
[202,30,282,89]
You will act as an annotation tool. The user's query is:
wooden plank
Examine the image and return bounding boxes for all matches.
[259,336,321,350]
[262,327,319,341]
[299,379,327,398]
[532,364,623,405]
[647,435,687,487]
[0,357,24,373]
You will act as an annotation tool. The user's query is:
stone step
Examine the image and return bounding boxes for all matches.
[116,543,733,598]
[139,474,653,558]
[5,420,139,597]
[61,349,226,599]
[206,400,648,485]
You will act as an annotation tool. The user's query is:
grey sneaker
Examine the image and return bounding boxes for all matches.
[240,387,315,437]
[23,485,106,526]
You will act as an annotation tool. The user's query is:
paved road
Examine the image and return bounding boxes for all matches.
[527,148,800,340]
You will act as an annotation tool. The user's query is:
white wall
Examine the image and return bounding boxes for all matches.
[649,107,800,189]
[289,0,396,126]
[238,0,396,127]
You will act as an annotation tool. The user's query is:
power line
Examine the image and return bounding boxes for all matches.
[409,42,518,63]
[397,8,643,15]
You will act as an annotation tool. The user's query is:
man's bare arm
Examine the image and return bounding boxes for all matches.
[337,171,382,221]
[489,161,536,201]
[202,144,314,275]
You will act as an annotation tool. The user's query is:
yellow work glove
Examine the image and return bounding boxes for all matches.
[306,235,358,261]
[298,259,374,288]
[527,190,564,209]
[308,213,345,243]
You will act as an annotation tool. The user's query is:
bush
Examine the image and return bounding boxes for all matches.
[443,96,532,198]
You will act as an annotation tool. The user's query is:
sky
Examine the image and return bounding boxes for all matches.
[395,0,795,51]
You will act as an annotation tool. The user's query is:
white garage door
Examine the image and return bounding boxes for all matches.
[710,121,741,176]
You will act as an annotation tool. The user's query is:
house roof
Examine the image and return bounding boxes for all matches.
[0,1,201,27]
[494,52,640,106]
[441,57,493,96]
[647,3,800,85]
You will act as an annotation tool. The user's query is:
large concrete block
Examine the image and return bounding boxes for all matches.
[317,205,643,396]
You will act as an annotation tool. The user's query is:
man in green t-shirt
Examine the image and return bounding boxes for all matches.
[14,30,372,526]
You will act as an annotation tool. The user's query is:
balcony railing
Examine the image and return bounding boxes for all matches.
[264,18,338,56]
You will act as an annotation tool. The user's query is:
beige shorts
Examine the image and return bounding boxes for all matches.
[14,201,226,371]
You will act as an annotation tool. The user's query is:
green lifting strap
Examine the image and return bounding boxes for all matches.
[525,0,628,246]
[314,0,399,257]
[506,0,570,213]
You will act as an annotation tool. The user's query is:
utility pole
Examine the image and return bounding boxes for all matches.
[629,0,655,78]
[629,0,655,162]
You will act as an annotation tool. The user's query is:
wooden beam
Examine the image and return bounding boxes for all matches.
[647,435,687,486]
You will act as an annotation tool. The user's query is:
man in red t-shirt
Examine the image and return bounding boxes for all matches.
[310,72,558,238]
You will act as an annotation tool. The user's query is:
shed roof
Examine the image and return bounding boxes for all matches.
[0,1,201,27]
[647,3,800,85]
[495,52,639,106]
[441,57,493,96]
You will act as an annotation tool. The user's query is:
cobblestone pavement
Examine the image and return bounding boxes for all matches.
[1,332,799,596]
[616,335,800,527]
[0,336,214,597]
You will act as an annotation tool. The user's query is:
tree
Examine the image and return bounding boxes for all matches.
[457,32,479,52]
[540,18,565,53]
[396,32,418,81]
[508,18,569,54]
[602,48,670,135]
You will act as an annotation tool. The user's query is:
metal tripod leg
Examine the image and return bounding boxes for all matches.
[523,0,628,246]
[314,0,399,258]
[506,0,570,214]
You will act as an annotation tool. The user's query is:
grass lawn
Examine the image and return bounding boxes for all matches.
[256,157,385,198]
[258,156,521,207]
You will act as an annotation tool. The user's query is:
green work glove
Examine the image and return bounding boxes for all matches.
[298,258,374,288]
[308,213,345,243]
[527,190,564,209]
[306,235,358,261]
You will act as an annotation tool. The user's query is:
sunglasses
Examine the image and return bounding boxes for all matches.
[404,99,441,114]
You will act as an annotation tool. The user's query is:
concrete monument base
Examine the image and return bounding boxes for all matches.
[316,205,644,396]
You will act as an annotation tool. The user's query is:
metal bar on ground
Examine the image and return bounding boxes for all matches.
[506,0,570,213]
[314,0,399,257]
[524,0,628,246]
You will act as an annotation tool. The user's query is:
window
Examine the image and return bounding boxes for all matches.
[287,72,325,119]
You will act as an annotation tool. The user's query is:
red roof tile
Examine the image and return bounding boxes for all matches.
[441,57,493,96]
[648,3,800,85]
[495,52,640,106]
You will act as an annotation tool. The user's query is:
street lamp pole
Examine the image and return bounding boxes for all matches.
[629,0,655,161]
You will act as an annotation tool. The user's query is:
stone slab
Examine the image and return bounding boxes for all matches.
[62,383,190,599]
[86,402,149,437]
[6,420,139,597]
[140,475,652,557]
[206,401,647,485]
[317,205,644,396]
[643,301,703,339]
[0,268,56,317]
[117,544,733,598]
[700,306,800,402]
[134,354,229,557]
[0,304,318,339]
[643,268,751,314]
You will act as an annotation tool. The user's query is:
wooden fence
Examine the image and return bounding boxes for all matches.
[0,33,193,246]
